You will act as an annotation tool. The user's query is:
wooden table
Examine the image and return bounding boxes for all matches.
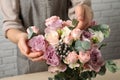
[0,60,120,80]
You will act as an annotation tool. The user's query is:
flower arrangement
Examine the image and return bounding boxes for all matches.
[27,16,118,80]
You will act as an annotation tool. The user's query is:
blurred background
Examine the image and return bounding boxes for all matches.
[0,0,120,78]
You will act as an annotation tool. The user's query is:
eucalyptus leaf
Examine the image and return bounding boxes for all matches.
[90,24,110,38]
[106,60,118,73]
[81,41,91,50]
[75,40,91,52]
[75,40,85,52]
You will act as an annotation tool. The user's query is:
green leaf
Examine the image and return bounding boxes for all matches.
[54,73,66,80]
[74,40,83,52]
[48,77,54,80]
[72,19,79,27]
[90,24,110,38]
[99,43,107,50]
[81,71,96,80]
[81,71,90,79]
[75,40,91,52]
[106,60,118,73]
[98,65,106,75]
[81,41,91,50]
[90,71,97,78]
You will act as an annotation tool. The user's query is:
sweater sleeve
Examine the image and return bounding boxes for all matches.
[0,0,24,37]
[68,0,92,19]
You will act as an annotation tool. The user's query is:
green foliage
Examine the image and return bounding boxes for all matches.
[72,19,79,27]
[99,43,107,50]
[81,71,97,80]
[106,60,118,73]
[98,65,106,75]
[90,24,110,38]
[75,40,91,52]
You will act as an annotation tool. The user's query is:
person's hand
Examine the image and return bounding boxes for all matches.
[75,4,93,30]
[17,33,45,62]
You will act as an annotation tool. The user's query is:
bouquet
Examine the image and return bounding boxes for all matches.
[27,16,118,80]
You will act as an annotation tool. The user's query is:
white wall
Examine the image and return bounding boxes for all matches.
[92,0,120,59]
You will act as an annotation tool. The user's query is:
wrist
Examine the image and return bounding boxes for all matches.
[6,28,28,44]
[17,32,28,44]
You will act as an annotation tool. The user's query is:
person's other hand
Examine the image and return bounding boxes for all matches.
[17,33,44,62]
[75,4,93,30]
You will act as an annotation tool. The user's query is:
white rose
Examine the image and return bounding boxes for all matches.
[93,31,104,42]
[61,26,71,38]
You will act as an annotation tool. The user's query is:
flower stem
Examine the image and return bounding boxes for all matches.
[87,73,91,80]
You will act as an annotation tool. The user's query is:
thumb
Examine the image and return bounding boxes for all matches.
[84,5,93,27]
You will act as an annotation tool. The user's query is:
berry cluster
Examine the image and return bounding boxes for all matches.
[56,40,71,59]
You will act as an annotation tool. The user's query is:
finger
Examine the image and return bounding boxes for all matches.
[28,51,43,59]
[75,4,85,21]
[18,38,30,56]
[84,5,93,28]
[30,56,45,62]
[76,21,84,29]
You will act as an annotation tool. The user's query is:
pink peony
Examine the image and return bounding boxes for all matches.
[44,45,60,66]
[78,51,91,64]
[88,47,105,72]
[45,16,63,30]
[65,51,78,64]
[82,30,92,39]
[27,26,40,34]
[48,63,67,73]
[28,35,46,52]
[71,29,82,40]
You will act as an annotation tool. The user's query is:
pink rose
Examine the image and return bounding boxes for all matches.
[78,51,91,64]
[65,51,78,64]
[48,63,67,73]
[88,48,105,72]
[62,20,72,27]
[63,36,73,45]
[27,26,40,34]
[28,35,46,52]
[90,21,97,26]
[71,29,82,40]
[45,29,59,46]
[45,16,63,30]
[44,45,60,66]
